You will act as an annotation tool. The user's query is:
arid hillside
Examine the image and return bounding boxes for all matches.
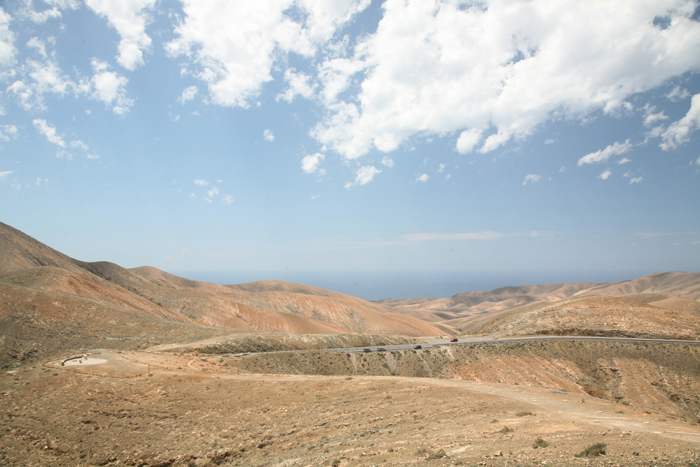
[3,340,699,467]
[226,339,700,424]
[0,222,444,368]
[469,295,700,340]
[379,272,700,334]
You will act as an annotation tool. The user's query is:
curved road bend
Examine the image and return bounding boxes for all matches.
[330,335,700,353]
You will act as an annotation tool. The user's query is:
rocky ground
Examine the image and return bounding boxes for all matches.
[1,344,699,467]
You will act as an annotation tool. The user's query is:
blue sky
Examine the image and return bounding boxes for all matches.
[1,0,699,299]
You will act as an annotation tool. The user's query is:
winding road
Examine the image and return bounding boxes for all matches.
[331,335,700,353]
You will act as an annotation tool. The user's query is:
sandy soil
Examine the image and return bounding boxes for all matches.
[1,348,699,467]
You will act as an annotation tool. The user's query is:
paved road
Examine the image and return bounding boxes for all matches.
[330,335,700,353]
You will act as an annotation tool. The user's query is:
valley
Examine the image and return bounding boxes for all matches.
[1,222,699,466]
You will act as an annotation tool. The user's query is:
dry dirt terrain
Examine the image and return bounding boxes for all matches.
[2,222,700,466]
[2,344,700,467]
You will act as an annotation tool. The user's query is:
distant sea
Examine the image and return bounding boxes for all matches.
[172,270,647,301]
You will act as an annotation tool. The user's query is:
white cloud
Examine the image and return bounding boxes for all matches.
[56,149,72,160]
[0,8,17,69]
[276,68,315,103]
[44,0,80,7]
[263,129,274,142]
[666,85,690,102]
[33,119,65,147]
[345,165,380,188]
[85,0,157,70]
[0,124,17,142]
[311,1,700,160]
[179,85,198,104]
[17,2,63,23]
[70,139,89,151]
[479,131,512,154]
[0,170,13,180]
[69,139,98,159]
[35,177,48,186]
[437,164,445,173]
[522,174,541,186]
[8,49,75,112]
[221,194,234,204]
[17,0,79,23]
[166,1,370,108]
[577,140,632,166]
[696,155,700,165]
[544,139,555,145]
[456,128,483,154]
[381,156,394,168]
[403,231,505,242]
[311,193,320,200]
[301,152,325,174]
[194,179,208,186]
[206,186,219,199]
[317,56,365,105]
[26,37,47,58]
[629,176,643,184]
[617,157,631,165]
[643,104,668,127]
[88,59,133,115]
[599,168,612,180]
[660,93,700,150]
[416,173,429,182]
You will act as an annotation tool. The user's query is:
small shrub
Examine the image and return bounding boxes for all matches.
[426,449,446,460]
[575,443,607,458]
[532,437,549,449]
[415,448,428,456]
[331,459,341,466]
[516,411,532,417]
[498,426,512,434]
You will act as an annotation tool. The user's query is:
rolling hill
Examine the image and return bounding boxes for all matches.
[0,222,445,368]
[378,272,700,334]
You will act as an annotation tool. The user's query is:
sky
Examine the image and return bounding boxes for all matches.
[1,0,700,300]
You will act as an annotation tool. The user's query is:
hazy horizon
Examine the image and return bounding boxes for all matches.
[173,269,678,301]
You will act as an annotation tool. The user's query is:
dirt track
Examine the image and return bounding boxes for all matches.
[46,349,700,443]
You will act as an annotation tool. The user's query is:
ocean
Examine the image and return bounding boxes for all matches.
[172,270,645,301]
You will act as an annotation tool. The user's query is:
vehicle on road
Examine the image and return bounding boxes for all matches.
[363,348,372,352]
[414,345,422,350]
[377,347,387,352]
[450,338,458,342]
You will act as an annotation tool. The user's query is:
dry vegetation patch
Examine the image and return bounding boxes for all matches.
[2,365,700,467]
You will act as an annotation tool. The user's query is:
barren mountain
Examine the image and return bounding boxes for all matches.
[470,295,700,340]
[379,272,700,333]
[0,222,443,368]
